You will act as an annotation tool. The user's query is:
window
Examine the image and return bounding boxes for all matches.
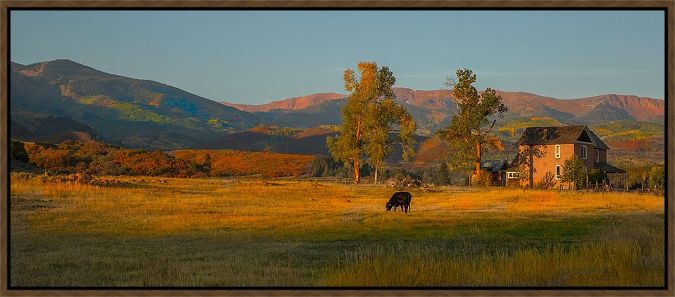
[507,172,519,179]
[595,149,600,163]
[581,145,587,159]
[555,165,561,179]
[555,145,561,159]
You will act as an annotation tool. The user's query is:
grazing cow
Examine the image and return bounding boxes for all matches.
[385,191,412,213]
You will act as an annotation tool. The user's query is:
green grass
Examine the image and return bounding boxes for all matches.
[9,175,665,287]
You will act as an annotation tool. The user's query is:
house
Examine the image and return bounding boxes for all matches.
[506,125,625,188]
[479,159,508,186]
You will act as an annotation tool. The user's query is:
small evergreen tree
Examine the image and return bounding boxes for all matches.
[561,157,587,190]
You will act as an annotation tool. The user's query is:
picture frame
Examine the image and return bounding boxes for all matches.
[1,1,673,296]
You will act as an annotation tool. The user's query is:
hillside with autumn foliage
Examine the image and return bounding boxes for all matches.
[173,150,315,177]
[10,140,317,178]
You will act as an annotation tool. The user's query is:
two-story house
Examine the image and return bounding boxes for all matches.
[507,125,625,188]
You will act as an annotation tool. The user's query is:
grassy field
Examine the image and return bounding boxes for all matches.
[9,175,664,287]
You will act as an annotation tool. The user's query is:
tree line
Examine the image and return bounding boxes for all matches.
[327,62,508,185]
[324,61,663,193]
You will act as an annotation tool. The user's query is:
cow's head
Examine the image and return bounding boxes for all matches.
[385,202,393,211]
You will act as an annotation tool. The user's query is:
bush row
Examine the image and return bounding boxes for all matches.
[11,140,317,178]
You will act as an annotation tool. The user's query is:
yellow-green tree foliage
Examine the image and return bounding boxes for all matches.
[327,62,415,183]
[437,69,508,185]
[561,156,587,190]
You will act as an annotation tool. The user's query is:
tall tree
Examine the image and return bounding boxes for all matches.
[364,97,416,183]
[327,62,415,183]
[437,69,508,184]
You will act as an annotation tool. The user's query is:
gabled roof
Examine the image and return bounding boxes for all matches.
[480,159,507,173]
[594,162,625,173]
[586,129,609,150]
[518,125,609,149]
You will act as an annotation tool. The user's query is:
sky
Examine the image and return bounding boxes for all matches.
[10,10,665,104]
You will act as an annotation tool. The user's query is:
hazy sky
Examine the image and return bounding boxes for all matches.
[10,10,665,104]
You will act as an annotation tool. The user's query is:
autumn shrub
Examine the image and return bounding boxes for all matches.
[472,171,493,187]
[174,150,315,178]
[29,146,80,172]
[536,172,556,189]
[109,150,182,176]
[21,141,197,177]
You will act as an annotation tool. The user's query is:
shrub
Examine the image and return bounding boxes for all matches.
[10,140,29,162]
[588,169,608,187]
[174,150,315,178]
[472,171,493,187]
[561,157,587,190]
[29,147,79,173]
[309,155,342,177]
[648,166,665,192]
[536,172,556,189]
[419,163,450,185]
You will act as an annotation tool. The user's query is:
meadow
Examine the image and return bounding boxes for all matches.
[9,175,664,287]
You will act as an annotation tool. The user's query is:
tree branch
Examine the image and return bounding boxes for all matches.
[482,119,497,135]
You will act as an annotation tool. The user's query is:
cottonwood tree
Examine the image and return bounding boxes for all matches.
[327,62,415,183]
[364,97,416,183]
[437,69,508,185]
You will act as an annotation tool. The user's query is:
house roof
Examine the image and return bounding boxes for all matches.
[508,153,523,168]
[480,159,507,173]
[518,125,609,149]
[586,129,609,150]
[594,162,626,174]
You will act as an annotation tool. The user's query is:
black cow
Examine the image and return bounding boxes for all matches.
[385,191,412,213]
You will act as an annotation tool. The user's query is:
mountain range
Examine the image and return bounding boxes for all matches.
[10,59,257,148]
[9,59,665,162]
[222,88,664,134]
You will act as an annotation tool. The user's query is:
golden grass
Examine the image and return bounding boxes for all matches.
[322,221,664,286]
[10,174,665,287]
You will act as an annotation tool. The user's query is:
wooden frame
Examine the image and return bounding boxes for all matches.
[1,1,673,296]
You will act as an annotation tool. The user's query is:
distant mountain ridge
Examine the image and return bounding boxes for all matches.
[222,88,664,133]
[223,93,346,112]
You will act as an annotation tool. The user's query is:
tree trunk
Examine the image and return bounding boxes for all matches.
[353,118,362,184]
[353,158,361,184]
[374,165,379,184]
[528,145,534,189]
[473,141,482,183]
